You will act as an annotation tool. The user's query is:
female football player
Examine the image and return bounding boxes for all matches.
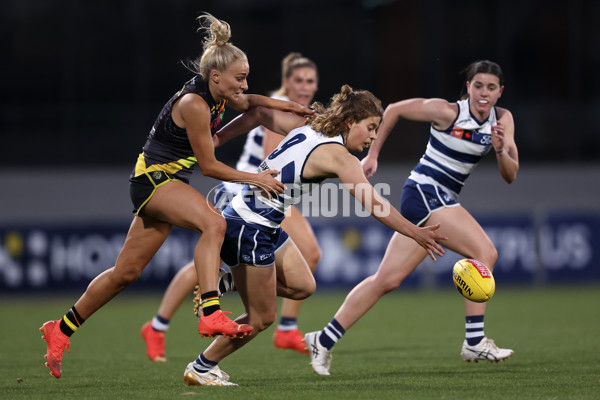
[305,60,518,376]
[140,52,321,361]
[183,84,447,386]
[39,13,313,379]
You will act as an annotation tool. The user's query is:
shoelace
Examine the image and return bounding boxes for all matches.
[213,365,229,381]
[482,338,499,350]
[323,351,333,368]
[50,337,70,355]
[214,311,245,330]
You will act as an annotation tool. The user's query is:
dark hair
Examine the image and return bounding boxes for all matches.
[308,85,383,137]
[460,60,504,99]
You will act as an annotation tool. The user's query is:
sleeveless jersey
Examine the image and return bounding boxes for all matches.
[225,125,345,228]
[130,75,226,183]
[408,99,497,198]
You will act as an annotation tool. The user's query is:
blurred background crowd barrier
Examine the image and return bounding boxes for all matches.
[1,164,598,292]
[2,1,599,292]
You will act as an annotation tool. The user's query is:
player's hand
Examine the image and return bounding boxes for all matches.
[491,121,506,153]
[288,102,315,117]
[361,154,378,178]
[255,169,286,195]
[413,223,447,261]
[212,134,221,148]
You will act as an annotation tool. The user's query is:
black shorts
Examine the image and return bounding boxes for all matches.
[129,171,179,215]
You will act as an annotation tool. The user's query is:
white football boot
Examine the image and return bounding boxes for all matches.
[183,362,237,386]
[461,337,514,363]
[304,331,333,375]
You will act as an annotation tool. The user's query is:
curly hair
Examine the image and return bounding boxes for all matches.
[183,13,248,78]
[308,85,383,138]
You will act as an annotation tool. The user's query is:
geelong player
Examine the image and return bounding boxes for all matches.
[305,60,518,376]
[183,85,447,386]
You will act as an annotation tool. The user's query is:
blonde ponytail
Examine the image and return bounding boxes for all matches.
[184,13,247,78]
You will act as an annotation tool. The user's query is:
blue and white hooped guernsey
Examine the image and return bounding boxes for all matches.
[224,125,345,228]
[408,99,497,199]
[219,95,290,197]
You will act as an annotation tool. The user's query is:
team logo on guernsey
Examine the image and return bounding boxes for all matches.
[450,127,475,141]
[210,101,226,131]
[450,127,492,147]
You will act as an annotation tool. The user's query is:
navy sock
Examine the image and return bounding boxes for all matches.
[193,353,218,373]
[318,318,345,350]
[151,315,170,332]
[465,315,485,345]
[278,316,298,331]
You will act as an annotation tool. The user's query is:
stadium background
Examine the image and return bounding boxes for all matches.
[1,0,599,292]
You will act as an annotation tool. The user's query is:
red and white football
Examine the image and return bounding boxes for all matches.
[452,258,495,302]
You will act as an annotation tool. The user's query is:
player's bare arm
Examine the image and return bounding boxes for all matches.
[228,93,314,117]
[493,107,519,183]
[176,94,285,194]
[215,108,305,147]
[307,144,446,260]
[362,98,457,178]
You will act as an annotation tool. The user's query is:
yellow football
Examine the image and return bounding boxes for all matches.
[452,259,495,302]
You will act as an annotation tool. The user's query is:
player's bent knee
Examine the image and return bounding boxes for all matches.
[200,215,227,238]
[301,278,317,299]
[305,248,321,270]
[289,287,314,300]
[251,311,277,332]
[372,272,406,294]
[287,276,316,300]
[484,245,499,270]
[470,241,499,271]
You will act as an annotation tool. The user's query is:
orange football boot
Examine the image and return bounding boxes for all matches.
[198,310,253,338]
[273,327,309,355]
[40,320,70,378]
[140,322,167,362]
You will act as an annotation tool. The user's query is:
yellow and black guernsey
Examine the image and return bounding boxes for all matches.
[129,75,226,215]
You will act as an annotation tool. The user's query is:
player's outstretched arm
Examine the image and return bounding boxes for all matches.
[214,108,305,147]
[313,145,447,260]
[229,93,314,117]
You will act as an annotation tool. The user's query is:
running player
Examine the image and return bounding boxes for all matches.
[39,13,312,379]
[140,52,321,361]
[305,60,518,376]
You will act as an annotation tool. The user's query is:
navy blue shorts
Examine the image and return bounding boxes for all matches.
[400,180,459,226]
[220,208,289,268]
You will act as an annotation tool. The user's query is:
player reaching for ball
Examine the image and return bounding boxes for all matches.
[305,60,518,376]
[182,84,446,386]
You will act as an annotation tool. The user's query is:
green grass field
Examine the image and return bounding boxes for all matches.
[2,285,599,399]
